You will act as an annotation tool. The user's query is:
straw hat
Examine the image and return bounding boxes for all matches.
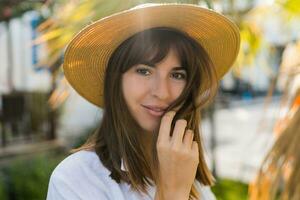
[63,3,240,107]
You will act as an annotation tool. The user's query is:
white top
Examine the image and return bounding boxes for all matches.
[47,150,216,200]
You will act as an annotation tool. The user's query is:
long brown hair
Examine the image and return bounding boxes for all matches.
[72,27,218,199]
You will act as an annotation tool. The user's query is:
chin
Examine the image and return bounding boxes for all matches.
[141,123,159,134]
[135,114,161,133]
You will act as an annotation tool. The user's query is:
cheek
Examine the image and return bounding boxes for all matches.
[122,74,148,107]
[171,82,186,99]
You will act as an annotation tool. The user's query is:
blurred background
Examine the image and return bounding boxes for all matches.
[0,0,299,199]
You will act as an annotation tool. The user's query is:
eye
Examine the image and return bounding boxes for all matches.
[135,67,151,76]
[170,72,186,80]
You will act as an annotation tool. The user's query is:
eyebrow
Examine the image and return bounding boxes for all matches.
[140,62,186,71]
[172,66,186,71]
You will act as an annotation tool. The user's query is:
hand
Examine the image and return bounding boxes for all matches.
[156,111,199,200]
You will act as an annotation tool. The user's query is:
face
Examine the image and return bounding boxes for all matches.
[122,48,187,133]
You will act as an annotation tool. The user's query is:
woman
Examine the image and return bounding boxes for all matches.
[47,3,240,200]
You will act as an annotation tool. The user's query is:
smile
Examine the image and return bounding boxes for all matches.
[142,105,166,117]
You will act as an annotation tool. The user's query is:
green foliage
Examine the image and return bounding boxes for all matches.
[0,152,66,200]
[212,179,249,200]
[278,0,300,15]
[0,173,8,200]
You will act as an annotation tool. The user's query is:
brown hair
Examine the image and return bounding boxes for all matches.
[72,27,218,199]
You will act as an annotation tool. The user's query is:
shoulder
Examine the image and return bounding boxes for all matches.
[47,150,112,200]
[53,150,110,176]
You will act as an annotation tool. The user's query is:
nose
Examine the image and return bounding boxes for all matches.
[151,75,171,101]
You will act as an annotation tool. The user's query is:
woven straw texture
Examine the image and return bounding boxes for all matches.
[63,4,240,107]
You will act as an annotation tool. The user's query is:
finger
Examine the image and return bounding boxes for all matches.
[157,111,176,143]
[192,141,199,153]
[171,119,187,146]
[183,129,194,148]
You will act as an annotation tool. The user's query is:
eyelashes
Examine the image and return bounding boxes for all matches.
[136,68,151,76]
[170,72,186,80]
[135,66,187,80]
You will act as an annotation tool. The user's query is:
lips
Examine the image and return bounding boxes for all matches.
[142,105,167,117]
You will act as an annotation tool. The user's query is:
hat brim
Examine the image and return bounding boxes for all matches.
[63,3,240,107]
